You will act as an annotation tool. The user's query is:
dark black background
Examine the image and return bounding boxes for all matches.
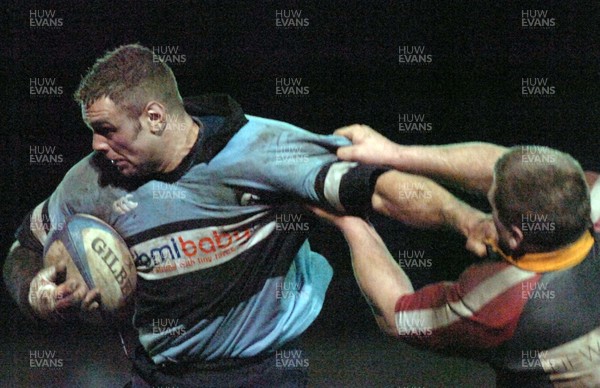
[1,1,598,386]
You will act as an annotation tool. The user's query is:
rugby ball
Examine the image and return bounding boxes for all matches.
[43,214,136,314]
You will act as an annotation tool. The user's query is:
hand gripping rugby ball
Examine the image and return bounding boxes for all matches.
[43,214,136,314]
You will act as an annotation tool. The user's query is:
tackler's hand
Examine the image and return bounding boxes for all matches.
[307,205,371,236]
[334,124,397,166]
[463,213,498,258]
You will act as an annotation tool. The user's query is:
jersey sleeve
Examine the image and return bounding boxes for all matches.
[15,153,101,254]
[212,116,387,215]
[393,262,539,352]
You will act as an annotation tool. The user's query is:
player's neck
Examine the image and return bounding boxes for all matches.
[160,114,200,173]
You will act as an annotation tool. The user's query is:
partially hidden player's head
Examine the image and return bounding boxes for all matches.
[74,43,191,177]
[488,145,591,256]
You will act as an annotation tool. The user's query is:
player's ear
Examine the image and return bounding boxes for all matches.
[145,101,166,134]
[508,224,524,251]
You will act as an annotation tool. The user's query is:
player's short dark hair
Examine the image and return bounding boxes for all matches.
[73,43,183,118]
[493,146,591,249]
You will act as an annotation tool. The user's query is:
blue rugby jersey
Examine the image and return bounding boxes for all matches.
[17,94,383,363]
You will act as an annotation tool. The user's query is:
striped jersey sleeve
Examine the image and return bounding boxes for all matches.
[394,262,539,351]
[15,154,102,254]
[212,115,386,215]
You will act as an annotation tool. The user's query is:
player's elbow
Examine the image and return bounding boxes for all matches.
[3,242,20,288]
[374,314,399,337]
[373,304,402,337]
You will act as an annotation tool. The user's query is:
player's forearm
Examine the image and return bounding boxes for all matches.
[339,219,412,335]
[373,170,487,238]
[385,142,507,193]
[3,242,42,320]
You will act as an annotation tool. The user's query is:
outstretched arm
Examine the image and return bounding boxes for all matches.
[311,207,528,350]
[335,124,507,194]
[311,208,411,335]
[372,170,496,257]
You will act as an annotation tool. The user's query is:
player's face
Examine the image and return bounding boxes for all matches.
[84,96,161,177]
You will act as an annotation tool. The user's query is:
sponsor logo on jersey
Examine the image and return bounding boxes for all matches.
[130,214,274,279]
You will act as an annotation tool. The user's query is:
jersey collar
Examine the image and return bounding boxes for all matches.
[487,230,594,272]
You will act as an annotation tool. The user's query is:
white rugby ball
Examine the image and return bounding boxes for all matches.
[43,214,136,314]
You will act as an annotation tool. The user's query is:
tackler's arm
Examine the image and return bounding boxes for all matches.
[371,170,497,257]
[334,124,507,194]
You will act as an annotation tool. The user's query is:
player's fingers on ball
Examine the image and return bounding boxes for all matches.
[61,279,87,305]
[83,288,100,306]
[55,280,76,298]
[73,280,90,301]
[82,289,101,311]
[53,281,78,308]
[54,292,73,310]
[87,301,100,311]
